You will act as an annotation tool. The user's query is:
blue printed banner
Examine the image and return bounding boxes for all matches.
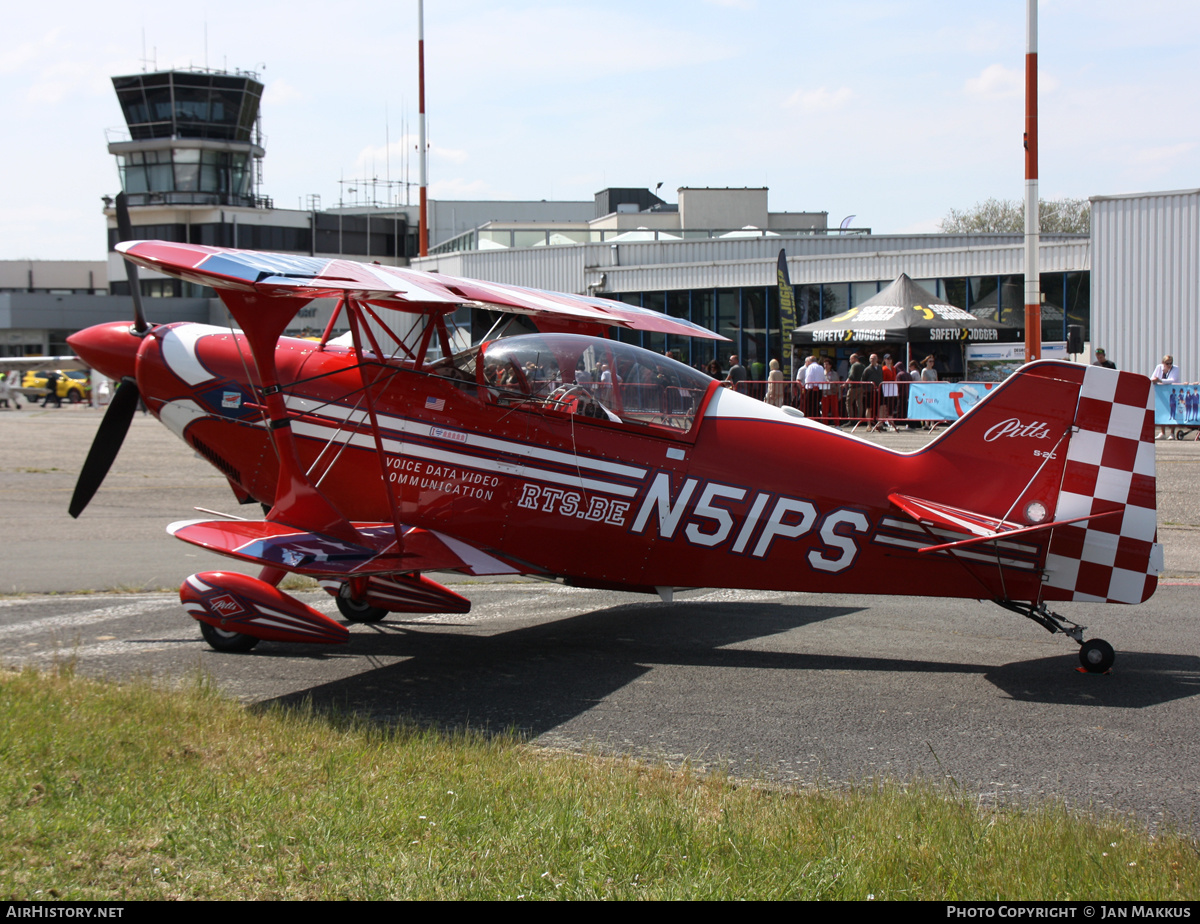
[1155,383,1200,426]
[907,382,999,421]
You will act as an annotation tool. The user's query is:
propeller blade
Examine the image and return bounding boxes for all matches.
[69,377,141,518]
[114,192,149,334]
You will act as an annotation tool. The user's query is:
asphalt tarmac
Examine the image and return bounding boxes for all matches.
[3,405,1199,831]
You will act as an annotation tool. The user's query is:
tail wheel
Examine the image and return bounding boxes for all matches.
[336,585,388,623]
[199,620,260,653]
[1079,638,1114,673]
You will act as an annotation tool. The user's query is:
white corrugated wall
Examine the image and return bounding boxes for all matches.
[1092,189,1200,378]
[414,233,1089,296]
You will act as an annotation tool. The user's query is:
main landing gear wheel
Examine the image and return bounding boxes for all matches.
[1079,638,1115,673]
[199,620,260,653]
[336,585,388,623]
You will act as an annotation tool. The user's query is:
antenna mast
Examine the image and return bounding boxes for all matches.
[418,0,428,256]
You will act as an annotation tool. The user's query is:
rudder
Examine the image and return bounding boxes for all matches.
[916,361,1161,604]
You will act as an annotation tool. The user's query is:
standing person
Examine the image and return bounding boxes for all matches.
[919,356,938,430]
[803,352,827,418]
[749,359,766,400]
[845,352,866,425]
[881,354,898,429]
[820,357,841,422]
[894,360,913,428]
[794,355,811,408]
[1151,354,1181,439]
[862,353,884,430]
[725,355,748,394]
[41,370,62,408]
[764,358,786,407]
[1092,348,1116,369]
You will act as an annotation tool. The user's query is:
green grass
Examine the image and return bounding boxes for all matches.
[1,667,1196,900]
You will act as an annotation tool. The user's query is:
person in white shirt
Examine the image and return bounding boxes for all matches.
[1151,354,1182,439]
[803,353,827,418]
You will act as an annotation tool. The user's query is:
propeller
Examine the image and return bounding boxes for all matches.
[68,194,152,518]
[68,377,140,518]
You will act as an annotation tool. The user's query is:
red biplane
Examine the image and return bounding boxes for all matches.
[67,238,1162,672]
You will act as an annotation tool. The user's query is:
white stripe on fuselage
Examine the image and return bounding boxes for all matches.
[283,395,648,481]
[290,419,639,497]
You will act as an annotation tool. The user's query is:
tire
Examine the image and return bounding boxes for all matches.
[199,620,260,653]
[336,588,388,623]
[1079,638,1114,673]
[66,389,83,404]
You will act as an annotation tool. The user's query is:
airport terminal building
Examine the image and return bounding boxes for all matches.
[2,66,1196,381]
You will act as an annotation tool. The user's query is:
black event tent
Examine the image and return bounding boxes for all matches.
[791,274,1019,347]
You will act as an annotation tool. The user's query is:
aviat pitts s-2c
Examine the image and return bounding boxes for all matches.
[67,239,1163,672]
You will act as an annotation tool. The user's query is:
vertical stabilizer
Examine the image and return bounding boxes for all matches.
[1041,365,1161,604]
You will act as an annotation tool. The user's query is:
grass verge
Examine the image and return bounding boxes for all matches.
[1,667,1196,900]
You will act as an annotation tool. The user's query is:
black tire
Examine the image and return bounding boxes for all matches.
[199,620,260,653]
[336,588,388,623]
[66,388,83,404]
[1079,638,1114,673]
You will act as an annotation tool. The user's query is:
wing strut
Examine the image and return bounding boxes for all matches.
[218,289,362,545]
[344,295,407,552]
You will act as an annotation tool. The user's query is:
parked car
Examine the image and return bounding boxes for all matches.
[22,369,91,403]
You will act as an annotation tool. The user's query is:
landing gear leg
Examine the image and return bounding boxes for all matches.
[994,600,1114,673]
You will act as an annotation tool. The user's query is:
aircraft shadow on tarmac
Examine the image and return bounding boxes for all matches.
[985,652,1200,708]
[257,599,1200,736]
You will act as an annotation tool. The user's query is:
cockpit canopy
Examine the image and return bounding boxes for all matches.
[438,333,715,434]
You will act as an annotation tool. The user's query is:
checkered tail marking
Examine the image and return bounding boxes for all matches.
[1042,366,1163,604]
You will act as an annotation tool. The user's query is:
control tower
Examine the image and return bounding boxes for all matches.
[108,69,265,207]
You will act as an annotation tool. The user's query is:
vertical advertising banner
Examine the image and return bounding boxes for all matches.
[777,249,796,381]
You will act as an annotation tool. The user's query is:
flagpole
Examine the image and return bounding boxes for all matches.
[1023,0,1040,361]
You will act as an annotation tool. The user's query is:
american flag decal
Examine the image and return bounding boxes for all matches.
[425,396,446,412]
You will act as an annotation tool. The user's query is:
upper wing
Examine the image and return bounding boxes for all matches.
[116,240,725,341]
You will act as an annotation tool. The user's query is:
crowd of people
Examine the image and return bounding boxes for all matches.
[715,351,941,430]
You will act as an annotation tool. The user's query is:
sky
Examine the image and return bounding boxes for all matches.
[2,0,1197,259]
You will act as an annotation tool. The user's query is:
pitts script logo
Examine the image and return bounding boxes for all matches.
[983,418,1052,442]
[208,593,244,616]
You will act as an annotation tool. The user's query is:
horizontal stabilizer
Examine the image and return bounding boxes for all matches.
[887,493,1123,553]
[888,493,1018,538]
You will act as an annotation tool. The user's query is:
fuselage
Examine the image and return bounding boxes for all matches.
[118,322,1055,601]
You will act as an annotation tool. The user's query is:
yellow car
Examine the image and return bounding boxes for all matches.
[22,369,91,403]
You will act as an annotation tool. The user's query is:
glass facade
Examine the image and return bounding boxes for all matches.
[603,272,1090,376]
[112,71,263,143]
[117,148,254,203]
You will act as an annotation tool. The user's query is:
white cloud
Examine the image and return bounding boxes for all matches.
[429,177,494,198]
[263,78,303,106]
[351,137,468,178]
[1132,142,1195,169]
[965,63,1023,98]
[0,30,62,74]
[783,86,854,112]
